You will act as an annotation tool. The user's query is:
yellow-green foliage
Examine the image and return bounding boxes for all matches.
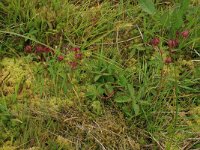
[56,136,74,150]
[1,57,33,95]
[187,106,200,132]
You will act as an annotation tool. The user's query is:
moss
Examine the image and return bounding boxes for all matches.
[56,136,74,150]
[187,106,200,132]
[1,57,34,96]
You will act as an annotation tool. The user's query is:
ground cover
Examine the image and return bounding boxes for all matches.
[0,0,200,149]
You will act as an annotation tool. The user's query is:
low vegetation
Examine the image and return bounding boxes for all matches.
[0,0,200,149]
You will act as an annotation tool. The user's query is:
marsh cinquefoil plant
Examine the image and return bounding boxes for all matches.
[0,0,200,149]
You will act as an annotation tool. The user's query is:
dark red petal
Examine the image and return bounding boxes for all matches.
[75,53,82,60]
[72,47,80,52]
[181,30,189,38]
[150,37,160,47]
[69,61,78,69]
[57,55,64,61]
[35,46,43,53]
[44,47,51,53]
[24,45,32,53]
[168,39,179,48]
[164,57,172,64]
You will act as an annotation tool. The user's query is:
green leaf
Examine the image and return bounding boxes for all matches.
[133,103,140,116]
[180,0,190,15]
[84,30,114,48]
[115,95,132,103]
[171,9,184,30]
[105,76,115,82]
[169,0,189,31]
[91,101,102,115]
[94,75,102,82]
[138,0,156,15]
[118,75,128,87]
[127,84,135,99]
[97,85,105,96]
[122,106,132,117]
[159,11,171,28]
[105,84,114,94]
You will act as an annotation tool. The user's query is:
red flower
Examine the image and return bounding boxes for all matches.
[43,47,51,53]
[168,40,173,48]
[75,53,82,60]
[57,55,64,61]
[35,45,44,53]
[164,57,172,64]
[150,37,160,47]
[69,61,78,69]
[35,45,52,53]
[181,30,189,38]
[24,45,32,53]
[71,47,80,52]
[167,39,179,49]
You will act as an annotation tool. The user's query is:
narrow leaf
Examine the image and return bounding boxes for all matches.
[127,84,135,99]
[115,96,132,103]
[180,0,190,14]
[133,103,140,116]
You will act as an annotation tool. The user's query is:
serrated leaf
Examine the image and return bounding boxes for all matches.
[138,0,156,15]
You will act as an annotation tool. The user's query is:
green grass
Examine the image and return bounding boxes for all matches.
[0,0,200,149]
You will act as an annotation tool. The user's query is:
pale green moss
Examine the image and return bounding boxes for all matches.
[1,57,34,96]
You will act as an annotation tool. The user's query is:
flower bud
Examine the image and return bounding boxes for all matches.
[24,45,32,53]
[72,47,80,52]
[181,30,189,38]
[69,61,78,69]
[150,37,160,47]
[165,57,172,64]
[75,53,82,60]
[167,39,179,49]
[57,55,64,61]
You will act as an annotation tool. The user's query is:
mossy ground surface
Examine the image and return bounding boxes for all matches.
[0,0,200,149]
